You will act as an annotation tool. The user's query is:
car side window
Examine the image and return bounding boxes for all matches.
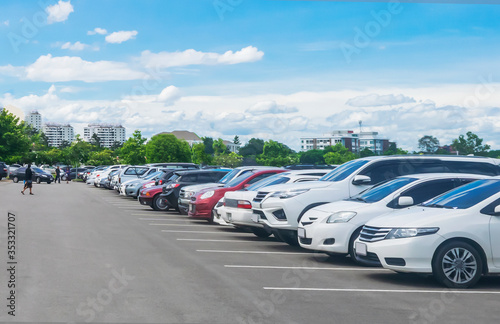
[359,161,400,185]
[445,161,500,176]
[480,197,500,215]
[211,172,227,182]
[390,179,457,208]
[181,174,198,182]
[124,168,137,175]
[136,168,148,176]
[247,172,278,185]
[198,173,215,182]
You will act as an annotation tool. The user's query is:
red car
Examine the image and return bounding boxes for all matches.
[138,183,169,211]
[188,169,285,222]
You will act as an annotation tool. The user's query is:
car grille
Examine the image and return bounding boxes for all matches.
[299,237,312,245]
[253,191,269,203]
[179,189,186,198]
[224,199,238,208]
[252,209,267,220]
[359,226,391,242]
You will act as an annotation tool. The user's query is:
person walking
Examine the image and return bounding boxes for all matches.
[21,164,34,195]
[65,167,71,184]
[55,166,61,184]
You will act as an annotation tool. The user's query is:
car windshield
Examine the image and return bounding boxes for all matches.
[246,173,291,191]
[422,179,500,209]
[218,169,240,184]
[32,167,44,173]
[224,171,255,188]
[319,159,370,182]
[141,171,161,180]
[349,177,417,203]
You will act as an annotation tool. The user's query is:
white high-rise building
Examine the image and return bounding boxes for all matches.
[25,110,42,131]
[42,123,75,147]
[83,124,126,148]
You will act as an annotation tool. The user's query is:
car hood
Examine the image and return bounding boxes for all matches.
[224,190,257,201]
[183,183,223,193]
[366,207,461,228]
[260,180,329,193]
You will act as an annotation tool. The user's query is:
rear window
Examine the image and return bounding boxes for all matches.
[225,171,255,187]
[219,169,251,184]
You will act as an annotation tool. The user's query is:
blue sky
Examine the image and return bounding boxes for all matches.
[1,0,500,151]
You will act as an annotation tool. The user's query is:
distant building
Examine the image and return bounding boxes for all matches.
[1,105,26,125]
[42,123,75,147]
[300,130,391,155]
[83,124,126,148]
[223,140,240,153]
[157,130,203,147]
[25,110,42,131]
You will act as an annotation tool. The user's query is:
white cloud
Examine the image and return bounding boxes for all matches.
[346,93,416,107]
[45,0,74,24]
[24,54,147,82]
[87,27,107,35]
[157,85,181,105]
[105,30,138,44]
[61,41,94,51]
[0,65,25,78]
[246,101,298,115]
[140,46,264,69]
[2,20,9,26]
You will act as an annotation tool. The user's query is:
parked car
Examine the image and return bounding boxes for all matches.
[160,169,231,211]
[67,167,89,180]
[7,163,22,177]
[101,170,120,189]
[138,171,181,211]
[0,162,8,180]
[178,166,283,214]
[9,166,54,184]
[284,164,337,170]
[252,155,500,246]
[355,178,500,288]
[219,170,330,238]
[120,170,166,198]
[298,173,488,264]
[189,169,287,222]
[146,163,199,169]
[85,166,107,184]
[90,165,128,186]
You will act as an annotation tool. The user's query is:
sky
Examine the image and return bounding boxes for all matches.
[1,0,500,152]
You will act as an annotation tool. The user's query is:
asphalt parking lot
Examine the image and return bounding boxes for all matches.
[0,180,499,323]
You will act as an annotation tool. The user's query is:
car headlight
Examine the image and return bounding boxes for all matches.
[269,189,309,199]
[326,211,357,223]
[385,227,439,239]
[200,190,214,200]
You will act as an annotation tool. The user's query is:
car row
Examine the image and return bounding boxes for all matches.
[88,155,500,288]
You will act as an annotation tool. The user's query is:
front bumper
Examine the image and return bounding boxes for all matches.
[224,207,264,229]
[188,202,212,219]
[139,196,154,207]
[298,222,357,254]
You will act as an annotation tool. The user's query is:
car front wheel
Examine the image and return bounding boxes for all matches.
[432,241,483,289]
[13,176,19,183]
[152,195,169,211]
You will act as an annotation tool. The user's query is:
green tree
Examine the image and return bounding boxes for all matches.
[44,148,63,165]
[65,135,93,166]
[299,149,325,164]
[192,143,213,165]
[87,149,117,166]
[91,133,102,150]
[239,138,265,156]
[120,130,147,165]
[213,152,243,168]
[418,135,440,153]
[256,140,298,167]
[383,143,408,156]
[323,143,356,165]
[452,131,491,156]
[359,148,375,158]
[145,134,192,163]
[212,138,227,155]
[0,109,31,163]
[233,135,240,145]
[202,137,214,155]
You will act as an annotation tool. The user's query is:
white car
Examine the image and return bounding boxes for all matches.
[220,170,329,238]
[252,156,500,246]
[88,165,128,186]
[298,174,487,264]
[354,178,500,288]
[213,197,230,226]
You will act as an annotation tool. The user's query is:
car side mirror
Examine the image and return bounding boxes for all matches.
[352,175,371,185]
[398,196,414,207]
[494,205,500,214]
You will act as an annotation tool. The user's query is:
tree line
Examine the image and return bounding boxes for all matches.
[1,109,498,168]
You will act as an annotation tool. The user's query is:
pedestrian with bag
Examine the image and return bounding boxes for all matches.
[55,166,61,184]
[21,164,34,195]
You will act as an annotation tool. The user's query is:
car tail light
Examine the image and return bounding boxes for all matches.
[119,177,121,183]
[159,180,163,185]
[237,200,252,209]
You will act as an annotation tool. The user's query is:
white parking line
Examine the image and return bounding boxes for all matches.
[162,230,251,234]
[197,250,312,255]
[177,238,280,243]
[224,265,388,271]
[262,287,500,294]
[149,223,213,227]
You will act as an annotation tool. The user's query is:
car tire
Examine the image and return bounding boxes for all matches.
[348,227,371,266]
[152,195,169,211]
[251,227,272,238]
[432,241,483,289]
[276,230,299,246]
[36,177,41,184]
[47,181,52,184]
[12,176,19,183]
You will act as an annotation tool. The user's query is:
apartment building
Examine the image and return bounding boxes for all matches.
[83,124,126,148]
[25,110,42,131]
[300,130,391,154]
[42,123,75,147]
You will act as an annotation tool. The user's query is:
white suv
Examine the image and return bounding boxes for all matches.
[253,156,500,245]
[355,178,500,288]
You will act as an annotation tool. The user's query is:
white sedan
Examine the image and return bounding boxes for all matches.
[298,173,487,265]
[354,178,500,288]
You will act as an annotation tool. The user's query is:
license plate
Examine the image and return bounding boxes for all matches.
[227,213,232,221]
[355,242,367,256]
[297,227,306,238]
[251,213,259,223]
